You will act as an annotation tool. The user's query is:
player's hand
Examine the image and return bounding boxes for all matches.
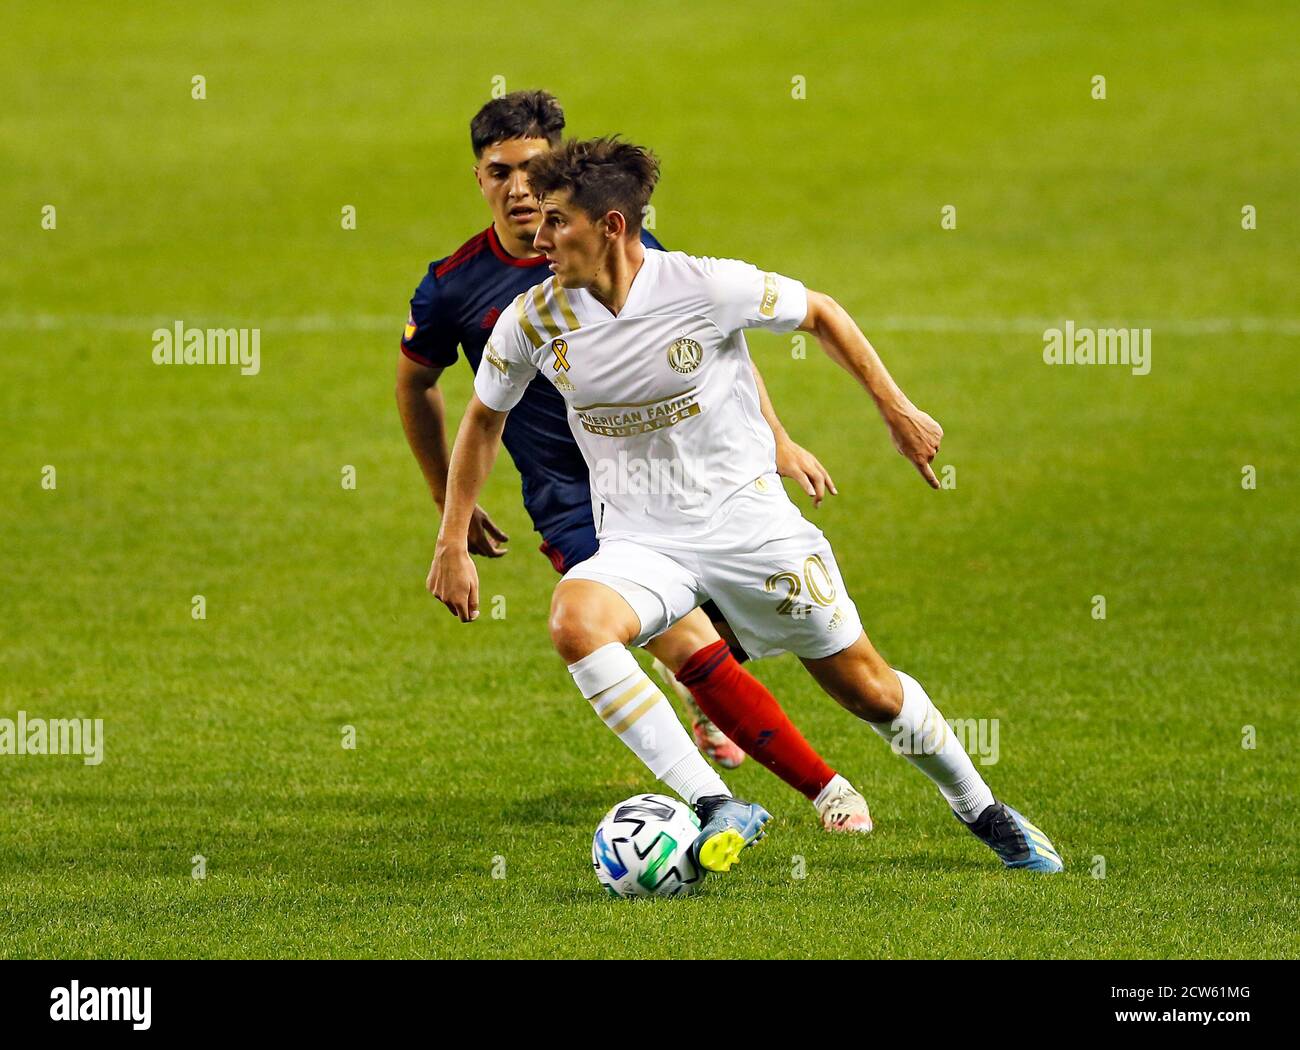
[884,402,944,489]
[775,436,838,508]
[428,543,481,622]
[467,505,509,558]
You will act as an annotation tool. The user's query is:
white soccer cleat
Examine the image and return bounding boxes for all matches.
[814,774,874,834]
[651,657,746,769]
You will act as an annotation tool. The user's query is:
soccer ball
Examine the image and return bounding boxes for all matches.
[592,793,706,898]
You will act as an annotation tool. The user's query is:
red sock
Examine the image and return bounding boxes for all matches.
[676,640,835,800]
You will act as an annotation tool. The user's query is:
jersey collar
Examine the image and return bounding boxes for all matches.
[486,224,548,268]
[576,246,659,321]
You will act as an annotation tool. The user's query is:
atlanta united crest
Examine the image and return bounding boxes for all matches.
[667,337,703,374]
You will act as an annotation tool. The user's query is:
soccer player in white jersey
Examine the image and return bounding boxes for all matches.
[431,139,1063,875]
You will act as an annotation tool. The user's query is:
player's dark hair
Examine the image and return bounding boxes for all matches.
[527,137,660,233]
[470,90,566,156]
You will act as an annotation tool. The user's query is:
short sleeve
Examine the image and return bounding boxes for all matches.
[400,266,461,367]
[698,257,808,337]
[473,299,539,412]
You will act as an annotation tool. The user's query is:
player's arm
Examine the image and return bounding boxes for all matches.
[397,268,509,556]
[748,361,837,507]
[428,309,540,621]
[395,353,509,556]
[395,354,452,501]
[428,394,510,622]
[797,291,943,489]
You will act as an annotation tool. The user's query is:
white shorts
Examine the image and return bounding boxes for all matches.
[562,475,864,660]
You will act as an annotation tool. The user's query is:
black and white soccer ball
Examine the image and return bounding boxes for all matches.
[592,793,706,898]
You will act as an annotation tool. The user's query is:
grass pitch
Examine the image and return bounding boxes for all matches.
[1,1,1296,958]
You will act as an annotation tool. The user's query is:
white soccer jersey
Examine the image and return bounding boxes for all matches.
[475,250,809,546]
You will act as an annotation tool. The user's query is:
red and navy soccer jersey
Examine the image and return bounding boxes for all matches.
[401,224,665,549]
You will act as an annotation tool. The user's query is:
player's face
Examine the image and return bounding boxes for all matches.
[474,137,550,243]
[533,192,605,288]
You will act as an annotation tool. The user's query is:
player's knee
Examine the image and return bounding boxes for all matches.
[549,596,615,663]
[548,606,590,663]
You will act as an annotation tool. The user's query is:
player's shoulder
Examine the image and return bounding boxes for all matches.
[643,251,761,307]
[431,227,492,282]
[495,275,583,354]
[649,250,757,281]
[410,228,492,311]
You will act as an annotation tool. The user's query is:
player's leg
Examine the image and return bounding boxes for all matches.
[800,633,993,818]
[697,489,1062,872]
[645,609,745,769]
[801,635,1063,872]
[644,609,873,833]
[549,549,769,872]
[551,579,732,804]
[539,513,747,767]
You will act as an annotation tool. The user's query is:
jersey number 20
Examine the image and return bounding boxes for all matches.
[764,555,837,617]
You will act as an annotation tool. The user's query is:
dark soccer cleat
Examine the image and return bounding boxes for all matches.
[961,802,1064,873]
[689,795,771,872]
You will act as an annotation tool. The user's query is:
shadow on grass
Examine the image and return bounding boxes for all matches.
[500,789,612,827]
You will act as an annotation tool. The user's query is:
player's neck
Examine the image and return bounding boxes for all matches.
[588,240,646,317]
[492,221,543,260]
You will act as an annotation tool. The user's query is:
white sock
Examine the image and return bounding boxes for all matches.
[869,670,995,823]
[659,753,731,805]
[568,643,729,804]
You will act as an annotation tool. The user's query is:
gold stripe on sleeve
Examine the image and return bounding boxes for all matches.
[513,293,544,349]
[552,283,581,332]
[531,284,563,340]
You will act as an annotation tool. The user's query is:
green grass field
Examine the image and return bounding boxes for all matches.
[2,1,1297,958]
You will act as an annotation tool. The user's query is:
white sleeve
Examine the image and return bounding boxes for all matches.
[473,301,539,412]
[697,257,809,336]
